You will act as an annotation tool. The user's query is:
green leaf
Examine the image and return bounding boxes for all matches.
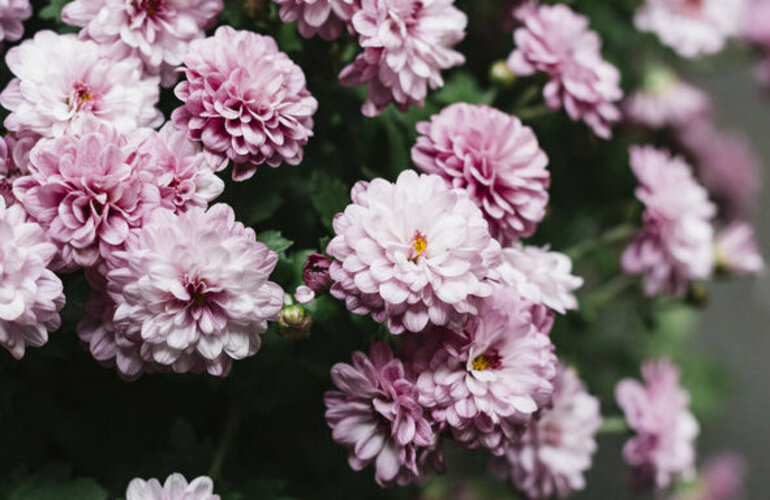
[432,72,495,106]
[259,230,294,255]
[39,0,71,21]
[246,190,283,225]
[309,172,349,231]
[7,466,107,500]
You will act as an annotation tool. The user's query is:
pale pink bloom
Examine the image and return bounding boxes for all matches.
[742,1,770,86]
[0,131,37,204]
[326,170,502,334]
[675,453,746,500]
[324,342,443,487]
[0,197,65,359]
[634,0,746,58]
[624,69,711,129]
[412,103,550,243]
[622,146,716,297]
[62,0,223,87]
[13,118,161,269]
[0,0,30,42]
[715,221,765,275]
[497,244,583,315]
[172,26,317,181]
[616,358,699,489]
[339,0,467,117]
[507,4,622,139]
[106,204,284,377]
[126,473,219,500]
[0,31,162,137]
[274,0,358,40]
[414,289,557,456]
[494,365,601,498]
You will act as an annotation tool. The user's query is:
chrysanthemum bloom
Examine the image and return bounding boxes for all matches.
[0,0,30,43]
[494,365,601,498]
[62,0,223,87]
[339,0,467,117]
[324,342,443,486]
[172,26,318,181]
[634,0,745,58]
[326,170,502,334]
[0,197,65,359]
[411,103,550,243]
[136,123,225,213]
[622,146,716,297]
[13,118,161,269]
[615,358,699,489]
[106,204,284,376]
[295,253,332,303]
[274,0,358,40]
[507,4,623,139]
[126,473,219,500]
[715,222,765,276]
[675,453,746,500]
[414,290,557,455]
[0,31,162,137]
[624,68,711,129]
[0,131,37,204]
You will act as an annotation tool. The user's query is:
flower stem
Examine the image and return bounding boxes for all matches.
[584,273,635,309]
[208,403,240,481]
[516,104,551,121]
[566,223,636,261]
[599,416,629,434]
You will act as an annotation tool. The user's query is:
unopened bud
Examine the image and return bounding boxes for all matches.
[278,303,312,339]
[303,253,332,295]
[490,60,516,87]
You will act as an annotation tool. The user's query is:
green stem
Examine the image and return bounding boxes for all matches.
[208,403,240,481]
[512,85,542,111]
[585,273,635,309]
[600,416,629,434]
[566,223,636,261]
[516,104,551,121]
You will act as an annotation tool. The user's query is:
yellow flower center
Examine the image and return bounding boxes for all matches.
[408,231,428,263]
[472,354,492,371]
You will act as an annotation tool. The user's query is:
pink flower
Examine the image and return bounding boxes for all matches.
[0,131,37,205]
[412,103,550,243]
[172,26,318,181]
[13,118,161,269]
[324,342,443,487]
[715,221,765,276]
[507,4,622,139]
[675,453,746,500]
[634,0,746,58]
[339,0,467,117]
[0,31,162,137]
[126,473,219,500]
[326,170,502,334]
[0,0,30,42]
[274,0,358,40]
[295,253,332,303]
[414,289,557,455]
[106,204,284,377]
[62,0,223,87]
[624,69,711,129]
[622,146,716,297]
[615,358,699,489]
[494,365,601,498]
[742,1,770,86]
[0,197,65,359]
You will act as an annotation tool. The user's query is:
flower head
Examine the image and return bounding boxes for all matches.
[0,197,65,359]
[106,204,284,376]
[172,26,318,181]
[339,0,467,117]
[126,473,219,500]
[715,221,764,276]
[326,170,502,334]
[274,0,358,40]
[507,4,622,139]
[62,0,223,86]
[0,31,162,137]
[675,453,746,500]
[615,358,699,489]
[0,0,30,43]
[622,146,716,296]
[0,131,37,205]
[624,69,711,129]
[414,289,557,455]
[494,365,601,498]
[412,103,550,243]
[324,342,443,486]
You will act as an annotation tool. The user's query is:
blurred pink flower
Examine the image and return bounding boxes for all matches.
[507,4,622,139]
[622,146,716,297]
[624,69,711,129]
[0,0,30,42]
[634,0,745,58]
[0,131,37,205]
[61,0,223,86]
[324,342,442,487]
[412,103,550,243]
[0,197,65,359]
[616,358,699,489]
[715,221,765,275]
[0,31,162,137]
[13,118,162,269]
[172,26,317,181]
[414,290,557,455]
[495,365,601,498]
[326,170,502,334]
[126,473,219,500]
[274,0,358,40]
[743,0,770,86]
[339,0,467,117]
[106,204,284,377]
[675,452,746,500]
